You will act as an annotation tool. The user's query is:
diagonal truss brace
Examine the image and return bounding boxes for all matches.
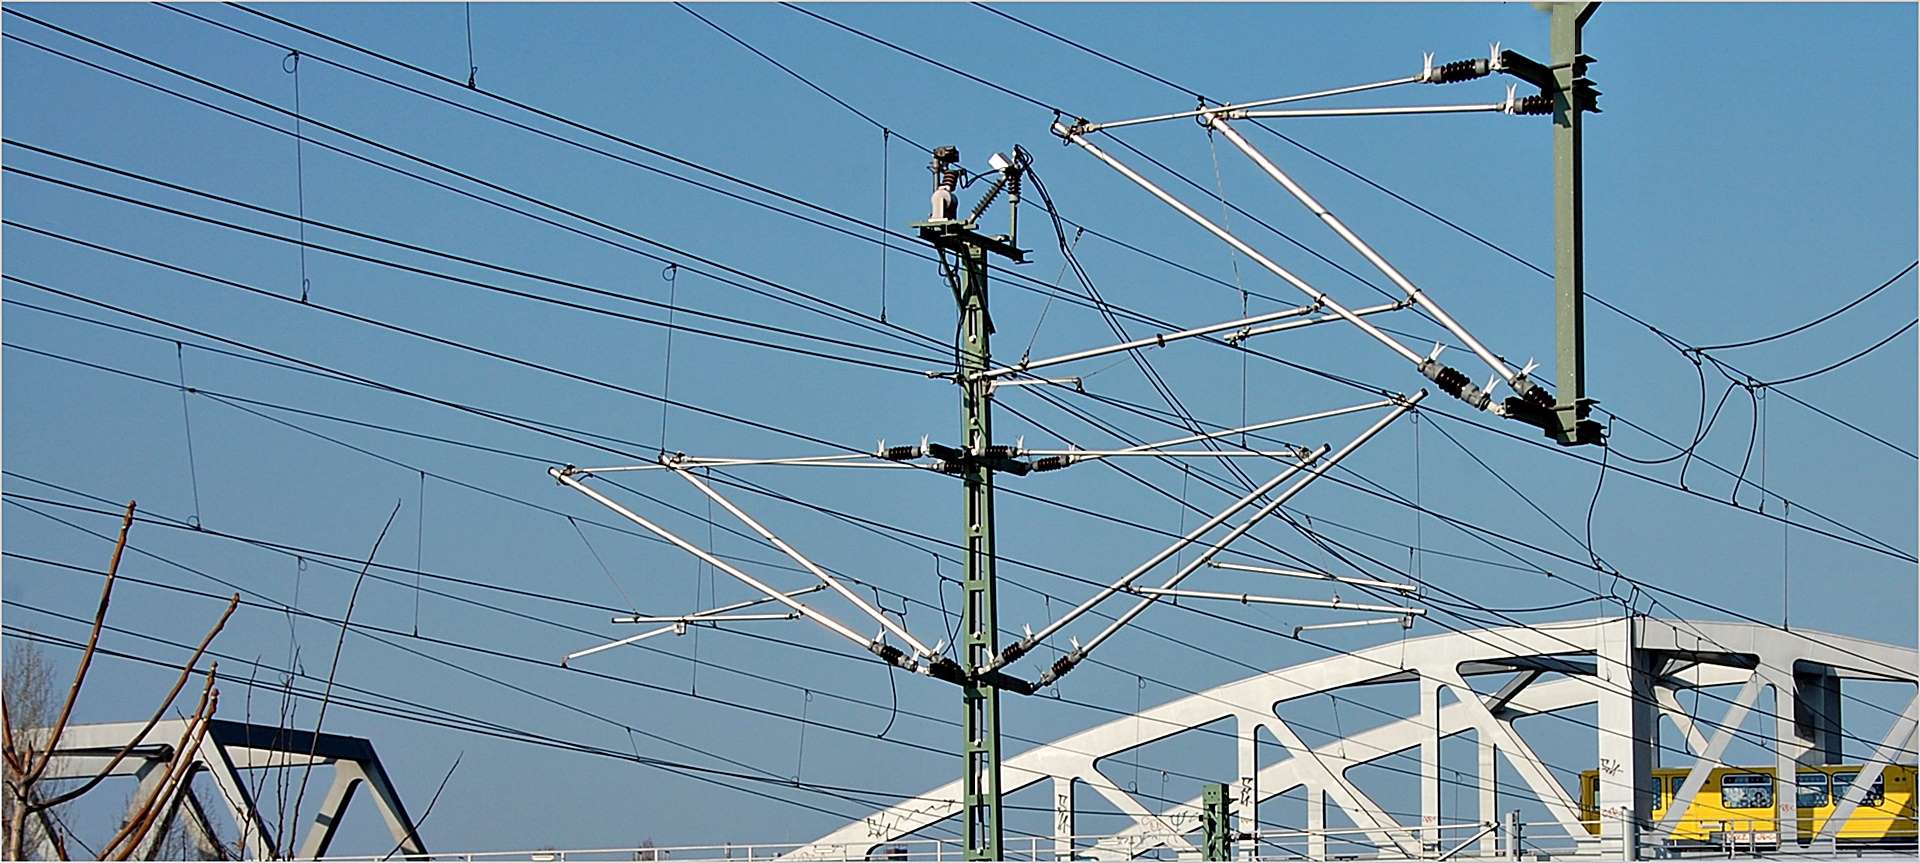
[550,467,928,673]
[996,392,1425,685]
[1816,691,1919,842]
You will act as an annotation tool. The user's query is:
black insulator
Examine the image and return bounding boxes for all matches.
[993,457,1032,477]
[1433,58,1491,84]
[999,641,1031,666]
[1428,364,1471,397]
[1515,94,1555,115]
[1048,654,1078,681]
[1522,384,1556,411]
[871,642,908,666]
[981,444,1017,459]
[880,445,920,461]
[969,176,1008,223]
[1031,455,1072,472]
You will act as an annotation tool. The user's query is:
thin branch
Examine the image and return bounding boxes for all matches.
[379,751,460,861]
[23,500,137,787]
[103,667,217,858]
[31,794,73,861]
[111,684,219,861]
[36,595,240,810]
[287,501,403,847]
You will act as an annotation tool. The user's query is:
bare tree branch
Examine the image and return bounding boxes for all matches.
[37,596,239,811]
[287,500,403,848]
[380,751,460,861]
[23,501,137,788]
[104,671,219,860]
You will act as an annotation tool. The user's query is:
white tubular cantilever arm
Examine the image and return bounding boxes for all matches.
[672,468,937,660]
[1231,102,1507,119]
[1044,399,1392,467]
[550,467,908,667]
[1133,588,1425,616]
[1076,75,1424,134]
[1204,116,1520,389]
[1227,302,1404,344]
[1034,390,1425,686]
[1210,561,1418,594]
[567,585,828,666]
[992,444,1331,672]
[1055,121,1426,367]
[611,585,828,624]
[1109,400,1394,454]
[975,303,1318,380]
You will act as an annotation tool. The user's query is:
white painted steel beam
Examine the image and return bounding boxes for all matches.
[551,468,902,667]
[674,467,936,659]
[1055,122,1428,367]
[1207,116,1527,392]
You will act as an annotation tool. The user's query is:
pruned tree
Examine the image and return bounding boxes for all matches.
[1,501,240,860]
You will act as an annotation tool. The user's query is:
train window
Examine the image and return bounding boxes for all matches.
[1796,773,1829,808]
[1721,773,1773,809]
[1668,776,1689,800]
[1834,772,1885,807]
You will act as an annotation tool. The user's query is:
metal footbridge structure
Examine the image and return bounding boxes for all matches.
[772,616,1916,862]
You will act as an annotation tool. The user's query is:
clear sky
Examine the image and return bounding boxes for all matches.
[3,2,1915,855]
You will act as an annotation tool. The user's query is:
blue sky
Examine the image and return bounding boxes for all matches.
[3,2,1915,855]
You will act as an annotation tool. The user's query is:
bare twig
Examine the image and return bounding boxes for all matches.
[287,501,403,847]
[380,751,461,861]
[31,795,73,861]
[103,668,217,858]
[37,596,239,810]
[22,500,137,788]
[110,686,220,861]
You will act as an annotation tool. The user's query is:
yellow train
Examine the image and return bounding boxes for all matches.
[1578,764,1917,844]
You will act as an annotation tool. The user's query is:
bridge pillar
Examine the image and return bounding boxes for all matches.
[1596,614,1654,860]
[1792,666,1844,765]
[1053,776,1074,860]
[1236,719,1259,860]
[1479,738,1499,857]
[1421,677,1443,854]
[1306,785,1326,861]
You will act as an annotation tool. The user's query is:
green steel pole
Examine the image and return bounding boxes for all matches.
[1202,782,1231,861]
[958,238,1005,861]
[1551,2,1601,446]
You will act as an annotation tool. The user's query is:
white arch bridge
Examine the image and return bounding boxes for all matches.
[788,617,1917,861]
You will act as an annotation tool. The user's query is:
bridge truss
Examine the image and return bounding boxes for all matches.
[788,617,1916,861]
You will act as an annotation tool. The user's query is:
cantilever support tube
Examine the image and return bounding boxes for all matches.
[976,304,1317,380]
[550,467,916,670]
[1232,102,1510,119]
[993,445,1331,672]
[1132,588,1425,617]
[1205,116,1526,392]
[672,467,937,659]
[1211,561,1417,594]
[1075,74,1424,134]
[1055,122,1427,368]
[567,586,827,665]
[976,301,1405,381]
[1032,390,1426,686]
[1052,399,1393,467]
